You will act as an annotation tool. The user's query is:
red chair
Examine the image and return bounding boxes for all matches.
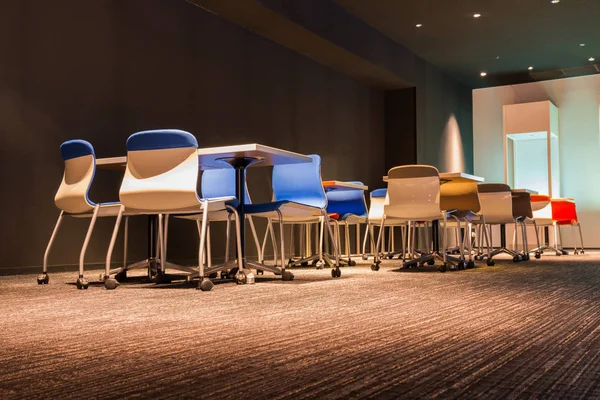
[551,198,585,255]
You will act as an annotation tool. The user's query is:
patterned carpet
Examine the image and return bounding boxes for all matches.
[1,253,599,399]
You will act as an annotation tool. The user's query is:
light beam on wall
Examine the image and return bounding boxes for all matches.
[440,114,465,172]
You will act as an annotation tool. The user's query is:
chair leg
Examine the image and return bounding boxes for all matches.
[206,221,212,270]
[39,211,65,283]
[323,211,341,270]
[269,220,279,265]
[344,221,353,265]
[229,207,244,272]
[157,214,166,275]
[163,214,169,270]
[76,205,100,289]
[373,217,386,268]
[577,223,585,254]
[104,206,124,290]
[225,214,232,263]
[123,216,129,269]
[197,205,211,291]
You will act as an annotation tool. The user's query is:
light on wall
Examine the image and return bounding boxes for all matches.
[440,114,465,173]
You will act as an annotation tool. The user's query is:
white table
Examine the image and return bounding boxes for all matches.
[96,144,312,282]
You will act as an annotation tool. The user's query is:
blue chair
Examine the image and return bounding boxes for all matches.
[40,140,122,289]
[326,182,368,266]
[105,129,242,291]
[245,154,342,278]
[174,168,262,281]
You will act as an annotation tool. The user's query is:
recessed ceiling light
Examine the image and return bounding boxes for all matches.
[480,72,487,77]
[473,13,481,18]
[528,66,534,70]
[580,44,586,47]
[496,56,500,59]
[590,57,596,62]
[416,23,422,27]
[551,0,560,3]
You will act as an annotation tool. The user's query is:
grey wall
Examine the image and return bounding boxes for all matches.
[0,0,385,270]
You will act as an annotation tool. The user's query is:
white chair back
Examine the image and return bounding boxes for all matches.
[477,184,514,224]
[120,130,201,211]
[54,140,96,214]
[385,165,442,220]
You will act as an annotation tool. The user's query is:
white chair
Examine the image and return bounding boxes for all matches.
[104,129,241,291]
[474,184,520,265]
[372,165,452,272]
[39,140,122,290]
[361,189,407,261]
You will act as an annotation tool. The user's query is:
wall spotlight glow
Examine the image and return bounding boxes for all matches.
[440,114,466,173]
[580,44,586,47]
[589,57,596,62]
[416,23,422,27]
[480,72,487,77]
[473,13,481,18]
[528,66,534,70]
[551,0,560,3]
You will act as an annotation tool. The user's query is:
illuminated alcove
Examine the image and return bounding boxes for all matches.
[503,100,560,197]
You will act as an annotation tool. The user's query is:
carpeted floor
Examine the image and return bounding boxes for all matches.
[1,253,599,399]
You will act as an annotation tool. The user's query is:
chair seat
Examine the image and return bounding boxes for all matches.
[246,200,324,222]
[125,196,234,216]
[341,213,367,224]
[70,202,122,218]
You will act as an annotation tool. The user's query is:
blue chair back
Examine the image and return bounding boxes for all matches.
[201,168,251,207]
[272,154,326,209]
[326,181,368,218]
[371,188,387,198]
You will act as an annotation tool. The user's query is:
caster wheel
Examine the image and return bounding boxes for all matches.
[115,270,127,282]
[457,262,466,270]
[523,254,530,261]
[387,254,394,259]
[371,263,380,271]
[288,259,294,265]
[561,249,568,255]
[427,259,435,266]
[256,269,264,275]
[418,262,426,268]
[220,271,228,280]
[155,274,171,284]
[535,252,541,259]
[198,279,214,291]
[282,270,294,281]
[513,255,521,262]
[104,278,119,290]
[311,259,319,266]
[76,278,89,290]
[301,262,309,267]
[487,259,495,266]
[467,261,476,269]
[362,254,368,260]
[331,268,341,278]
[348,260,356,266]
[37,274,49,285]
[475,255,483,261]
[556,252,562,256]
[438,263,448,273]
[235,272,247,285]
[574,251,579,255]
[208,272,218,279]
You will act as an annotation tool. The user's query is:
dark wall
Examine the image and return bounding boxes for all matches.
[0,0,385,270]
[384,88,417,172]
[258,0,474,174]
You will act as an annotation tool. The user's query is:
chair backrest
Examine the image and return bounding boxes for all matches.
[54,140,97,214]
[477,183,514,224]
[326,181,368,218]
[531,194,552,219]
[385,165,442,220]
[272,154,327,209]
[120,129,200,211]
[551,198,579,224]
[440,180,481,214]
[201,168,251,207]
[512,191,533,219]
[367,188,387,222]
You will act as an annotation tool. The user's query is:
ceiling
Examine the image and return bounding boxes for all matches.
[335,0,600,88]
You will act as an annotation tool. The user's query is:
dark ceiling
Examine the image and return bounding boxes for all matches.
[335,0,600,88]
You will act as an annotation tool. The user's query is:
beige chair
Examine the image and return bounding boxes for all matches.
[511,191,541,260]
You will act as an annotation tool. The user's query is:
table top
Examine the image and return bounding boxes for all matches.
[512,188,539,194]
[197,144,311,169]
[383,172,485,183]
[96,144,312,170]
[322,181,368,191]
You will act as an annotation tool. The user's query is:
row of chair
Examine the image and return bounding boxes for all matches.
[39,131,584,290]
